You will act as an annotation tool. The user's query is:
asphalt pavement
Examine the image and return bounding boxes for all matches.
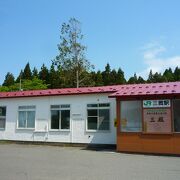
[0,144,180,180]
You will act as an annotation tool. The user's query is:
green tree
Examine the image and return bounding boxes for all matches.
[109,69,117,85]
[54,18,94,88]
[102,63,111,85]
[49,64,62,88]
[16,70,23,83]
[22,77,48,90]
[147,70,153,83]
[128,73,138,84]
[0,86,9,92]
[22,62,32,80]
[174,66,180,81]
[92,70,103,86]
[137,76,145,84]
[116,68,126,84]
[152,72,164,82]
[3,72,15,86]
[163,68,174,82]
[32,67,39,78]
[39,64,49,85]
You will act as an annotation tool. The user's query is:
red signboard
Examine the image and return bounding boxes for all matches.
[143,108,171,133]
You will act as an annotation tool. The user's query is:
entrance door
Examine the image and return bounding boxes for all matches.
[71,104,86,143]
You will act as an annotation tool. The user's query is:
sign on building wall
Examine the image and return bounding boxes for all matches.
[143,100,171,108]
[143,108,172,133]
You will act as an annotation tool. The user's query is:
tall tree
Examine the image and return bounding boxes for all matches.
[102,63,111,85]
[49,64,62,88]
[39,64,49,85]
[22,62,32,80]
[91,70,103,86]
[137,76,145,84]
[109,69,117,85]
[152,72,164,82]
[32,67,39,78]
[147,70,153,83]
[128,73,138,84]
[16,70,23,83]
[163,68,175,82]
[3,72,15,86]
[174,66,180,81]
[116,68,126,84]
[54,18,94,88]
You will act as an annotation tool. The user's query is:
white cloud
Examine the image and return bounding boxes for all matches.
[138,41,180,78]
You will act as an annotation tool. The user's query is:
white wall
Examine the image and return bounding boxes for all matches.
[0,93,116,144]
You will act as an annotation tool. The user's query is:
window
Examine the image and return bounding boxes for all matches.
[50,105,70,130]
[0,106,6,129]
[18,106,35,129]
[120,101,142,132]
[87,103,110,131]
[173,99,180,132]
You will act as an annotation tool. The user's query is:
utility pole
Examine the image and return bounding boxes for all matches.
[19,77,22,91]
[19,72,23,91]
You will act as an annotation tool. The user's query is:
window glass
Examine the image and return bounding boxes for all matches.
[173,99,180,132]
[0,118,5,129]
[51,105,60,109]
[99,109,110,130]
[87,104,98,107]
[88,117,97,130]
[87,103,110,131]
[61,110,70,129]
[0,107,6,116]
[18,106,35,128]
[99,103,110,107]
[50,105,70,130]
[0,106,6,129]
[27,111,35,128]
[51,110,59,129]
[120,101,142,132]
[88,109,98,116]
[18,111,26,128]
[61,105,70,109]
[19,106,35,110]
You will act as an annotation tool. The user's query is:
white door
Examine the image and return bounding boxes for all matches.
[71,104,86,143]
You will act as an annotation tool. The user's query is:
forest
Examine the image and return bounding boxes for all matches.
[0,62,179,92]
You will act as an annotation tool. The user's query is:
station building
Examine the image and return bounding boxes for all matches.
[0,82,179,154]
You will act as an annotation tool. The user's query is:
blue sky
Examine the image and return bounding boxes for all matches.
[0,0,180,84]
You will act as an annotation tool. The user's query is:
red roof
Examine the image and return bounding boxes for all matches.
[0,85,121,99]
[0,82,179,99]
[109,82,180,98]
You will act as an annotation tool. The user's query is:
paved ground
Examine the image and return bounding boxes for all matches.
[0,144,180,180]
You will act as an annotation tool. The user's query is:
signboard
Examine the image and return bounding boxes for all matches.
[72,113,83,120]
[143,108,171,133]
[143,100,170,108]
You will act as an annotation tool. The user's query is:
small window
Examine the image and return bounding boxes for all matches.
[173,99,180,132]
[18,106,35,129]
[50,105,70,130]
[0,106,6,129]
[87,103,110,131]
[120,101,142,132]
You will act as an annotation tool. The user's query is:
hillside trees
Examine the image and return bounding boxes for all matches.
[0,62,179,92]
[3,72,15,86]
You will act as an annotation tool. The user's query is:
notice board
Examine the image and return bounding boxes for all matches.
[143,108,171,133]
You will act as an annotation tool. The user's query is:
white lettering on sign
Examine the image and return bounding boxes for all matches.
[143,100,171,108]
